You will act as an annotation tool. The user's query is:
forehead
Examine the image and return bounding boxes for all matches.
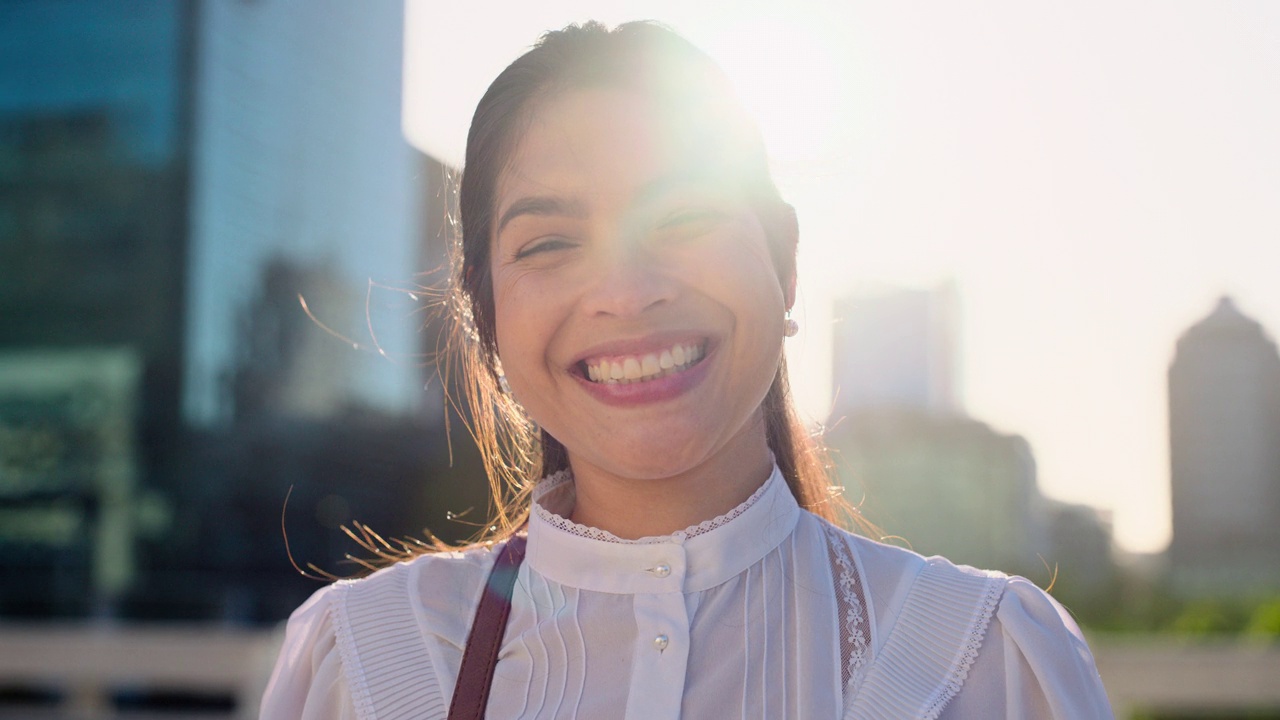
[496,87,747,207]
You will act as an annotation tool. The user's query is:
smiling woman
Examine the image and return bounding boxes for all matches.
[260,21,1113,720]
[490,86,791,529]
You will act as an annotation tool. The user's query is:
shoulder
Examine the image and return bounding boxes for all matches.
[260,579,355,718]
[261,543,506,719]
[819,517,1091,658]
[802,514,965,634]
[812,521,1112,717]
[808,515,1067,624]
[329,541,510,664]
[985,577,1110,692]
[940,577,1114,717]
[332,542,500,625]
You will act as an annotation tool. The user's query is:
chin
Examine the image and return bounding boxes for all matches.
[576,438,710,481]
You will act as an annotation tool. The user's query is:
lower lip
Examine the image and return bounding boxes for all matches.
[573,352,712,407]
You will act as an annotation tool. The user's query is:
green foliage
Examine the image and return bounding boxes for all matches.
[1244,599,1280,642]
[1171,600,1237,636]
[1059,564,1280,641]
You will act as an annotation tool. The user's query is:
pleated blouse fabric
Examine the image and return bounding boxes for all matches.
[261,466,1114,719]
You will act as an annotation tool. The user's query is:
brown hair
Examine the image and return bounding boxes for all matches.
[444,21,862,544]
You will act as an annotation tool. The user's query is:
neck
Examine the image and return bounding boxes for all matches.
[564,419,774,540]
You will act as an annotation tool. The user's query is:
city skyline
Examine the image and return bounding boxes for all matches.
[406,1,1280,553]
[4,5,1279,717]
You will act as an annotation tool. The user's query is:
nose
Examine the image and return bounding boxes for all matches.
[580,244,677,318]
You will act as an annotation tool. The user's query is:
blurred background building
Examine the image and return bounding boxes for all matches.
[0,0,483,634]
[0,0,193,619]
[829,408,1052,573]
[827,283,1115,586]
[185,0,446,427]
[1168,296,1280,594]
[830,282,961,419]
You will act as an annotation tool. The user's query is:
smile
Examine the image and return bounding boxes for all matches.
[583,341,706,384]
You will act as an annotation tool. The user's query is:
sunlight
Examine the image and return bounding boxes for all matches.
[402,2,1280,556]
[697,15,846,173]
[404,4,849,171]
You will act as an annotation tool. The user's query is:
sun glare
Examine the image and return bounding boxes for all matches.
[402,4,1280,556]
[700,17,846,175]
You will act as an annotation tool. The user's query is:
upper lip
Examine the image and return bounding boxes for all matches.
[569,332,713,369]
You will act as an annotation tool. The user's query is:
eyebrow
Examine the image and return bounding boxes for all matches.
[636,170,724,203]
[495,195,589,236]
[494,171,733,237]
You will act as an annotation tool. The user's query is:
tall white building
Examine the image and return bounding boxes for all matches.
[830,282,961,419]
[827,282,1055,574]
[1168,296,1280,591]
[184,0,448,426]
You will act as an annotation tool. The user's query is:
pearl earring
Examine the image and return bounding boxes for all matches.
[784,314,799,338]
[498,374,512,394]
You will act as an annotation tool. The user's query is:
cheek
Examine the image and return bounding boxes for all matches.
[491,268,564,383]
[492,284,532,371]
[696,229,786,324]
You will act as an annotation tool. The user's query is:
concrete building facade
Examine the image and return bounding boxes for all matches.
[1168,297,1280,591]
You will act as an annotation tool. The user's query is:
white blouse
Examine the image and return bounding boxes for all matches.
[261,466,1113,719]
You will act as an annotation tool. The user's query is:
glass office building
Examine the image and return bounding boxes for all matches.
[0,0,193,617]
[0,0,474,622]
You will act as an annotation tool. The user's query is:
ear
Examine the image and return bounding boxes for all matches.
[778,203,799,311]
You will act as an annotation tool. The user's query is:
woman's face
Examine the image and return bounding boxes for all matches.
[489,87,789,481]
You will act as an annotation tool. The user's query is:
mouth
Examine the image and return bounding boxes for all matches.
[579,340,707,385]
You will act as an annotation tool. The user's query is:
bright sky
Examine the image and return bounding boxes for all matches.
[404,1,1280,554]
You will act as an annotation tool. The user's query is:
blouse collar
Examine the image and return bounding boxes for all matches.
[525,464,799,594]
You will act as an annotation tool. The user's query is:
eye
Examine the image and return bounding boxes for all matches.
[514,236,574,260]
[659,207,723,228]
[656,207,728,239]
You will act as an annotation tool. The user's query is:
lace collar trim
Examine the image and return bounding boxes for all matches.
[530,469,774,545]
[524,464,800,594]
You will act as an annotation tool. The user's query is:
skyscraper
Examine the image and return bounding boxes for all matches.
[0,0,195,615]
[1168,297,1280,591]
[825,282,1117,580]
[827,410,1050,574]
[1,0,471,622]
[830,282,961,419]
[825,282,1063,574]
[185,0,443,426]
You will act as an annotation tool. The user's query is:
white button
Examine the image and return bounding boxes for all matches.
[653,634,669,651]
[650,563,671,578]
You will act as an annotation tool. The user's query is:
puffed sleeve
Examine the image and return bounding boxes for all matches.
[941,578,1114,719]
[259,586,360,720]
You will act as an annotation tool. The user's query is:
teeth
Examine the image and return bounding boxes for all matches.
[641,354,660,375]
[585,341,705,384]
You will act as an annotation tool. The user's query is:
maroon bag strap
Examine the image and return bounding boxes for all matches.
[448,534,528,720]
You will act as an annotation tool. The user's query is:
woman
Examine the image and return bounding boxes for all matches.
[262,21,1113,719]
